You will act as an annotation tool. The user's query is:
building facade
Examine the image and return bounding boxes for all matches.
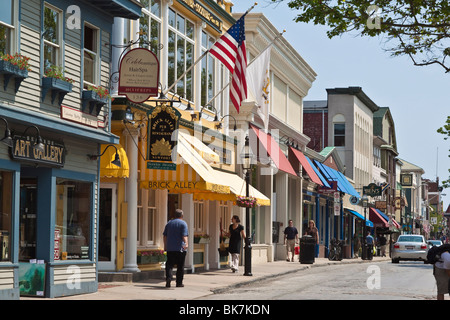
[0,0,141,299]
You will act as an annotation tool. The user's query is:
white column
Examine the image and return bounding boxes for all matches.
[122,128,140,272]
[111,17,124,96]
[181,193,194,272]
[275,172,288,261]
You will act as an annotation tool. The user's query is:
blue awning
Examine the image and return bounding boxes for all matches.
[305,156,331,188]
[346,209,374,227]
[313,160,360,197]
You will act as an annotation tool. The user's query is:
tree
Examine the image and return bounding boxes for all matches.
[437,116,450,188]
[271,0,450,73]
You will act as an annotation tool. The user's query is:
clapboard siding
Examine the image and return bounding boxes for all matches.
[0,268,14,290]
[53,264,96,285]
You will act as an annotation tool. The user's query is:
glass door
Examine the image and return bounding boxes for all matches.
[19,178,37,262]
[98,184,116,271]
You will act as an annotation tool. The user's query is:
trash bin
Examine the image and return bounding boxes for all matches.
[299,235,316,264]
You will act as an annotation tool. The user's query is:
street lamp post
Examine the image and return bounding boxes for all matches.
[361,194,369,260]
[241,135,253,276]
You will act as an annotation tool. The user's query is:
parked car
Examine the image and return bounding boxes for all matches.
[427,240,443,249]
[391,235,428,263]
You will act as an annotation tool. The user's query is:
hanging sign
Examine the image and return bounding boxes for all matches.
[118,48,159,103]
[146,103,181,170]
[363,183,382,197]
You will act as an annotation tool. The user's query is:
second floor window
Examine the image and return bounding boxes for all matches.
[201,31,216,109]
[168,9,194,101]
[334,123,345,147]
[83,24,99,88]
[0,0,15,55]
[43,5,62,70]
[139,0,161,60]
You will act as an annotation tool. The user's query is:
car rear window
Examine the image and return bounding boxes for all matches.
[398,236,423,242]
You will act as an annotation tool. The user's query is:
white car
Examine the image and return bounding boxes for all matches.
[391,235,428,263]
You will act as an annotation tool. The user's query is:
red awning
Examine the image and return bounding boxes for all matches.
[249,124,297,176]
[369,208,389,228]
[288,147,323,185]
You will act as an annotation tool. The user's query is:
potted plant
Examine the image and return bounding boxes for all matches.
[137,249,167,264]
[82,84,110,116]
[42,65,73,105]
[0,53,31,92]
[236,195,258,208]
[194,234,211,244]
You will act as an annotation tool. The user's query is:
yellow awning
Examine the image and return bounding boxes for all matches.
[140,132,229,194]
[178,131,220,164]
[100,144,129,178]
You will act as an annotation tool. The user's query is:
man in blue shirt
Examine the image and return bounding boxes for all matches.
[163,209,188,288]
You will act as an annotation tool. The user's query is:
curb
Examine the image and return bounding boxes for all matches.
[211,257,391,294]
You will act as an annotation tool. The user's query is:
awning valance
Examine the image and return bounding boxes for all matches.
[100,144,129,178]
[369,207,389,228]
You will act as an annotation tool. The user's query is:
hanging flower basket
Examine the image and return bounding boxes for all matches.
[236,196,258,208]
[194,234,210,244]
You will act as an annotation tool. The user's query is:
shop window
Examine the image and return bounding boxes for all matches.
[55,178,92,260]
[201,31,217,111]
[0,0,16,55]
[0,171,12,261]
[194,200,205,233]
[167,9,194,101]
[83,24,99,88]
[43,4,62,70]
[138,188,156,246]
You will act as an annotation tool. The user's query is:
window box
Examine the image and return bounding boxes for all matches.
[81,90,109,116]
[41,77,73,105]
[0,60,29,92]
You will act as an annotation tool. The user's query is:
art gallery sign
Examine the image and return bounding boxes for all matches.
[118,48,159,103]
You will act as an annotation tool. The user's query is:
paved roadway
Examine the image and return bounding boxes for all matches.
[203,261,438,300]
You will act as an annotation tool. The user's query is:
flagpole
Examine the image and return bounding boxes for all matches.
[163,2,258,96]
[204,29,285,108]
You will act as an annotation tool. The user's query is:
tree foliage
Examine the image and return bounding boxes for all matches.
[271,0,450,72]
[437,116,450,188]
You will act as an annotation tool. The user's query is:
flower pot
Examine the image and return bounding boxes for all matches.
[0,60,28,92]
[199,237,210,244]
[82,90,110,116]
[41,77,73,105]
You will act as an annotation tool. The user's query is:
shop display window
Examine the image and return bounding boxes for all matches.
[0,171,12,261]
[55,178,92,260]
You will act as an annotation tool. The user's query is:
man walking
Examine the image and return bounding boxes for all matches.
[163,209,188,288]
[284,220,299,262]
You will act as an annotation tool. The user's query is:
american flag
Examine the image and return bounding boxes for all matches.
[209,14,247,113]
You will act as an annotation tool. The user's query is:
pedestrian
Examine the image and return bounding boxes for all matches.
[163,209,188,288]
[284,220,298,262]
[221,215,245,273]
[353,234,361,258]
[366,231,374,259]
[433,249,450,300]
[305,220,319,257]
[379,234,387,257]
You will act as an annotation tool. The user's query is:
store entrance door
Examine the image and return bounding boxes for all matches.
[19,178,38,262]
[98,184,117,271]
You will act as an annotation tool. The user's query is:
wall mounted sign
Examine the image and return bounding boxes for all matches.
[177,0,223,32]
[61,105,106,128]
[11,136,65,167]
[400,174,413,187]
[118,48,159,103]
[318,181,337,194]
[147,103,181,170]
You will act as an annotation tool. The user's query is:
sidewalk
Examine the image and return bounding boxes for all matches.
[22,256,390,300]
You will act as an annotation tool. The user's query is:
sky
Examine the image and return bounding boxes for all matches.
[232,0,450,210]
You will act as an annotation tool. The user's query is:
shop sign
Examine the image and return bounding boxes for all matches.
[11,136,65,167]
[147,103,181,170]
[118,48,159,103]
[318,181,337,194]
[177,0,223,32]
[394,197,406,209]
[375,201,387,209]
[363,183,382,197]
[334,191,340,216]
[142,180,200,190]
